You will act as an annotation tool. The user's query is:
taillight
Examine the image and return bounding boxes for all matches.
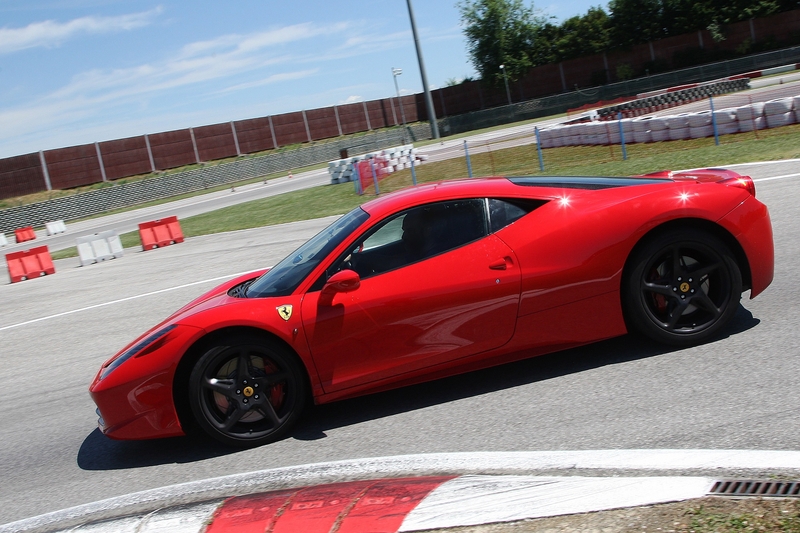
[720,175,756,197]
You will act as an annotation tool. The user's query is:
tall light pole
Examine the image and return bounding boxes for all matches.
[500,64,512,106]
[392,67,408,143]
[406,0,440,139]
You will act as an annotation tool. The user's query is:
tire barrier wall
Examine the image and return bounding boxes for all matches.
[76,231,124,267]
[537,93,799,148]
[5,246,55,283]
[595,79,751,120]
[14,226,36,243]
[0,124,431,235]
[327,145,429,185]
[139,216,184,251]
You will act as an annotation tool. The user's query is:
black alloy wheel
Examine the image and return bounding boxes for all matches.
[189,334,306,447]
[623,229,742,346]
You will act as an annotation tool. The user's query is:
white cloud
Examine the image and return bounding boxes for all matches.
[340,95,363,104]
[0,7,163,55]
[219,69,320,94]
[0,23,358,155]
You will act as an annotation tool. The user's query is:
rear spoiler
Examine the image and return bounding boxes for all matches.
[639,168,756,197]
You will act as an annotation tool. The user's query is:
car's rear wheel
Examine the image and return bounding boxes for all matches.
[188,334,306,447]
[623,229,742,346]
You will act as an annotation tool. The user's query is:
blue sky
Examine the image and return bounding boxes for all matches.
[0,1,606,159]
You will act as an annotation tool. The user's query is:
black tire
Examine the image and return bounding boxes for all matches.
[623,229,742,346]
[188,334,306,447]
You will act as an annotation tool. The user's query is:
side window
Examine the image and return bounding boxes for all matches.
[327,199,488,281]
[487,198,539,233]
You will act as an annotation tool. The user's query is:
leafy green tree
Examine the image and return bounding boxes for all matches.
[608,0,664,46]
[458,0,548,83]
[552,7,612,60]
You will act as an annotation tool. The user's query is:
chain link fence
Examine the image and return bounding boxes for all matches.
[439,46,800,136]
[0,124,432,233]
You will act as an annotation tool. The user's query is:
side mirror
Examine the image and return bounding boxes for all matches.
[320,269,360,305]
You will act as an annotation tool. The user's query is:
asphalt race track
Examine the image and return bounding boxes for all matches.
[0,156,797,525]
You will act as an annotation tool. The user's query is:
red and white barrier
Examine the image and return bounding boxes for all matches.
[6,246,55,283]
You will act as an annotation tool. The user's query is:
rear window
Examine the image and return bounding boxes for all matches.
[488,198,544,233]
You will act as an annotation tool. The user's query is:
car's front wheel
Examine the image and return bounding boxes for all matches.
[188,334,306,447]
[623,229,742,346]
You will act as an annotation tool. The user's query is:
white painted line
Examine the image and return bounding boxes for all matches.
[0,270,258,333]
[753,173,800,182]
[719,158,800,168]
[400,475,714,531]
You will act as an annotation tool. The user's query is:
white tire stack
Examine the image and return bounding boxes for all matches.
[537,128,553,149]
[631,117,653,143]
[688,111,713,139]
[764,97,795,129]
[737,102,766,132]
[666,114,691,140]
[565,125,581,147]
[713,108,739,135]
[649,117,670,142]
[794,96,800,124]
[591,122,610,145]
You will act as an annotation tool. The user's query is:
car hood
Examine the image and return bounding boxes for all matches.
[165,269,267,322]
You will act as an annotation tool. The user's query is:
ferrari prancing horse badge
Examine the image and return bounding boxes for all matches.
[277,305,293,321]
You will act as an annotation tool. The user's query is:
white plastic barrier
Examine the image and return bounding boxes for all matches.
[76,230,124,267]
[0,233,7,247]
[45,220,67,236]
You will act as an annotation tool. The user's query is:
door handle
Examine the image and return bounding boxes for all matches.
[489,258,508,270]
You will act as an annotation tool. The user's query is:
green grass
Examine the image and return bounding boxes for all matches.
[686,501,800,532]
[48,123,800,261]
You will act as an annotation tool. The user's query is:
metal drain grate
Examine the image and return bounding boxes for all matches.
[710,480,800,498]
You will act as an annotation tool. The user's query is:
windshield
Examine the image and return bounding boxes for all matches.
[245,207,370,298]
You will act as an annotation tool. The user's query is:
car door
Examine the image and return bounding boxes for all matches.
[300,199,521,393]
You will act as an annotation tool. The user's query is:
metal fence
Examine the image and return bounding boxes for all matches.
[438,46,800,136]
[0,124,432,234]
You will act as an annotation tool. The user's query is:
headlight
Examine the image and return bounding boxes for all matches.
[99,324,178,380]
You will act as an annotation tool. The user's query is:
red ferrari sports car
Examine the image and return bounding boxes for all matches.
[90,170,773,447]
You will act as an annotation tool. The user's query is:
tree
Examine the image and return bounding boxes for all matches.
[552,8,612,61]
[608,0,664,47]
[458,0,548,84]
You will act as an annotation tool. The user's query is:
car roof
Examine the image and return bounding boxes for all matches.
[358,175,670,218]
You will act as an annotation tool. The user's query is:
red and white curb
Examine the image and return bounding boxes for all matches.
[38,475,713,533]
[5,450,800,533]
